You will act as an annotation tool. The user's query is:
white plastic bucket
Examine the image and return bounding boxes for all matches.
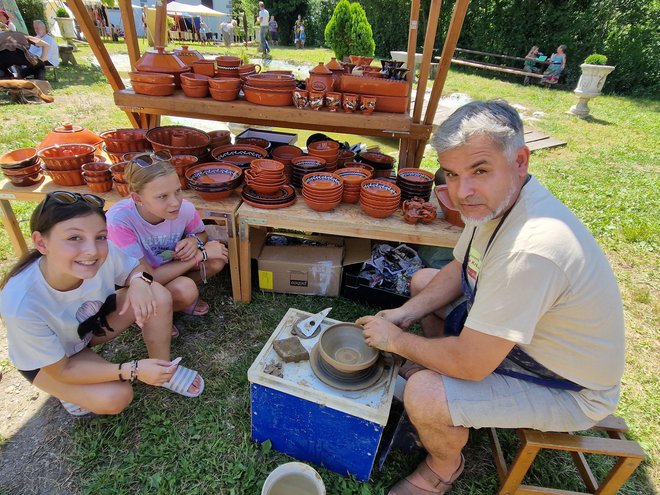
[261,462,326,495]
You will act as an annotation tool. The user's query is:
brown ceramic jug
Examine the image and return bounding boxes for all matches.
[307,62,334,93]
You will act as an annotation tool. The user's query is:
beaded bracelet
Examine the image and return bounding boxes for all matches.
[129,360,139,383]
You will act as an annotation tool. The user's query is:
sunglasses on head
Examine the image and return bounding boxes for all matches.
[35,191,105,220]
[129,150,172,168]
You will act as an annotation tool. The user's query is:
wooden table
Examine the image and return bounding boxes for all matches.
[0,179,244,301]
[237,195,463,303]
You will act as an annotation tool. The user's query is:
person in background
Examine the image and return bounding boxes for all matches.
[0,31,47,79]
[298,24,306,48]
[294,14,303,49]
[220,19,236,48]
[0,9,17,31]
[199,21,207,43]
[358,100,624,495]
[541,44,567,88]
[268,15,278,46]
[0,192,205,418]
[523,45,544,85]
[257,1,270,56]
[20,20,59,80]
[106,152,229,337]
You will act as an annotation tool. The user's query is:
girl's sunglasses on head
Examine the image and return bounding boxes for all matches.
[47,191,105,208]
[130,150,172,168]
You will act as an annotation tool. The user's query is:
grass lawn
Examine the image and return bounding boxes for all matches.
[0,40,658,494]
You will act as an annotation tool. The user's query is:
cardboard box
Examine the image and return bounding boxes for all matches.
[253,232,371,296]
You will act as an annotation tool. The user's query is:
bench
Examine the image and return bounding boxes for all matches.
[435,47,548,81]
[487,414,647,494]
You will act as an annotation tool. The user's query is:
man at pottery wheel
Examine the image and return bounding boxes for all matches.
[357,100,624,495]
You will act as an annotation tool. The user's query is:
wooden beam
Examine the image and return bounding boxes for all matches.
[411,0,443,124]
[65,0,141,128]
[119,0,141,71]
[435,57,544,78]
[405,0,421,112]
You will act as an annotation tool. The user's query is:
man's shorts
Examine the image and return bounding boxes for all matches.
[442,372,598,432]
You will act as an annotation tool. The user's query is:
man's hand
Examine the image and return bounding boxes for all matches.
[373,307,417,330]
[355,315,403,353]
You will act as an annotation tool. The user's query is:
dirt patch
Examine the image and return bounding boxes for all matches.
[0,322,80,495]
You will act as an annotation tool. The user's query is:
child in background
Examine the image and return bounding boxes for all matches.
[106,152,229,335]
[298,24,306,48]
[0,191,204,417]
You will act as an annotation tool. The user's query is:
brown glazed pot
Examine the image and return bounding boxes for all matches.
[135,46,190,87]
[307,62,334,93]
[38,123,103,151]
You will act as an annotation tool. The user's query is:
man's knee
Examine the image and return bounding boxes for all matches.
[410,268,440,296]
[404,371,453,426]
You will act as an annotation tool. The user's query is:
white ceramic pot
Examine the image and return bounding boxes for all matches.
[55,17,76,39]
[261,462,325,495]
[568,63,615,117]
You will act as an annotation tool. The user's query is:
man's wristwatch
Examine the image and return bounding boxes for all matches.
[130,271,154,285]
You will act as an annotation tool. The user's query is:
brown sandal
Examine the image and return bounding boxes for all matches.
[388,454,464,495]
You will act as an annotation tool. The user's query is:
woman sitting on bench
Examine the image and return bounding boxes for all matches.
[541,44,566,88]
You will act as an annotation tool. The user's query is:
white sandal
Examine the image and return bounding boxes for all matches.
[161,365,204,398]
[59,399,91,417]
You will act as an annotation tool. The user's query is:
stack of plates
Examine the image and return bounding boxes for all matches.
[290,156,326,189]
[185,162,244,201]
[241,184,297,209]
[396,168,434,201]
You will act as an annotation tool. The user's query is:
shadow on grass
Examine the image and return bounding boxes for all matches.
[579,114,614,126]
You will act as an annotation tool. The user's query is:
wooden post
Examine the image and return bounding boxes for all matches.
[65,0,141,128]
[119,0,141,70]
[405,0,420,112]
[412,0,471,166]
[411,0,443,124]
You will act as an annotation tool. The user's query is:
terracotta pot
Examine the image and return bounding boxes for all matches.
[110,162,129,183]
[132,81,176,96]
[238,63,261,75]
[338,74,409,97]
[209,77,242,91]
[243,85,294,107]
[215,55,242,67]
[293,89,309,110]
[208,130,232,149]
[325,92,342,112]
[360,95,377,114]
[145,126,210,157]
[135,46,190,87]
[182,84,209,98]
[82,171,112,183]
[128,71,174,85]
[192,60,216,77]
[113,179,131,197]
[81,161,111,175]
[180,73,210,86]
[38,144,96,171]
[86,180,113,193]
[209,87,240,102]
[99,128,148,154]
[307,62,334,93]
[38,123,102,151]
[434,185,465,227]
[309,91,324,110]
[173,45,203,66]
[342,93,359,113]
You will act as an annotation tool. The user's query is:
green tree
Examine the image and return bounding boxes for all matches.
[16,0,44,33]
[325,0,375,60]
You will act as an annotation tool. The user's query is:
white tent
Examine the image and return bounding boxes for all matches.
[166,1,228,17]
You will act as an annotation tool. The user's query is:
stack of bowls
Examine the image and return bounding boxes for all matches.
[185,162,244,201]
[301,172,344,212]
[146,125,210,158]
[241,184,296,209]
[290,156,326,189]
[357,151,395,179]
[81,161,112,193]
[396,168,435,201]
[245,159,287,194]
[128,71,176,96]
[238,63,261,81]
[243,73,296,107]
[170,154,198,189]
[343,161,375,174]
[359,179,401,218]
[109,161,130,196]
[100,128,148,164]
[271,144,303,181]
[336,167,372,204]
[215,56,241,78]
[180,73,210,98]
[307,140,340,171]
[208,77,241,101]
[211,144,268,170]
[236,137,270,151]
[208,130,232,149]
[38,144,95,186]
[337,150,356,168]
[0,148,44,187]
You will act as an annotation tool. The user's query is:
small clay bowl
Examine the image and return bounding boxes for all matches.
[82,171,112,183]
[113,178,131,197]
[81,162,111,176]
[180,72,210,86]
[86,180,113,193]
[131,81,176,96]
[109,162,129,183]
[0,147,38,169]
[308,140,340,155]
[209,77,242,91]
[215,55,241,68]
[2,161,42,177]
[237,137,270,151]
[302,196,342,212]
[192,60,216,77]
[129,71,175,85]
[182,84,209,98]
[4,168,44,187]
[208,130,232,148]
[209,87,240,102]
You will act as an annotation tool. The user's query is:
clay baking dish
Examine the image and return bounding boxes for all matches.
[209,87,240,102]
[244,73,296,88]
[38,144,96,171]
[0,147,39,169]
[128,71,175,85]
[243,85,294,106]
[146,126,210,157]
[211,144,268,166]
[209,77,242,91]
[338,74,409,97]
[131,81,176,97]
[272,145,304,162]
[44,167,85,186]
[99,128,148,154]
[182,84,209,98]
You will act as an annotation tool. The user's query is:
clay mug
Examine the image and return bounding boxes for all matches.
[309,91,325,111]
[342,93,359,113]
[360,95,377,115]
[292,89,309,110]
[325,92,342,112]
[192,60,216,77]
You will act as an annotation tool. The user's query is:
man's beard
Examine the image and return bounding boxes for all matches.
[461,179,519,228]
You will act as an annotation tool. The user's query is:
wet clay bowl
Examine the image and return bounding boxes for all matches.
[128,71,175,85]
[209,87,240,102]
[243,85,294,107]
[209,77,242,91]
[182,84,209,98]
[180,72,210,86]
[434,185,465,228]
[38,144,96,171]
[131,81,176,96]
[319,323,379,373]
[0,147,38,170]
[146,126,210,158]
[99,129,148,154]
[43,167,85,187]
[211,144,268,169]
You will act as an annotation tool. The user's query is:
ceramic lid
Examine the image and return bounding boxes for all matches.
[325,57,343,71]
[136,46,190,73]
[37,123,102,150]
[310,62,332,75]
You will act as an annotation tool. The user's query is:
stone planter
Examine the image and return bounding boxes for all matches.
[568,63,615,117]
[55,17,76,39]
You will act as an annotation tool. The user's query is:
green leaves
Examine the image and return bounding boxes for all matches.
[325,0,375,60]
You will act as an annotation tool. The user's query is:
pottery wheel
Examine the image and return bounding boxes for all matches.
[310,343,384,391]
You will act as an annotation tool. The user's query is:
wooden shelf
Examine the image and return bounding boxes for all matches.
[114,90,432,140]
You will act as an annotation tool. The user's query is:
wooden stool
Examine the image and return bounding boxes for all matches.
[487,415,646,495]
